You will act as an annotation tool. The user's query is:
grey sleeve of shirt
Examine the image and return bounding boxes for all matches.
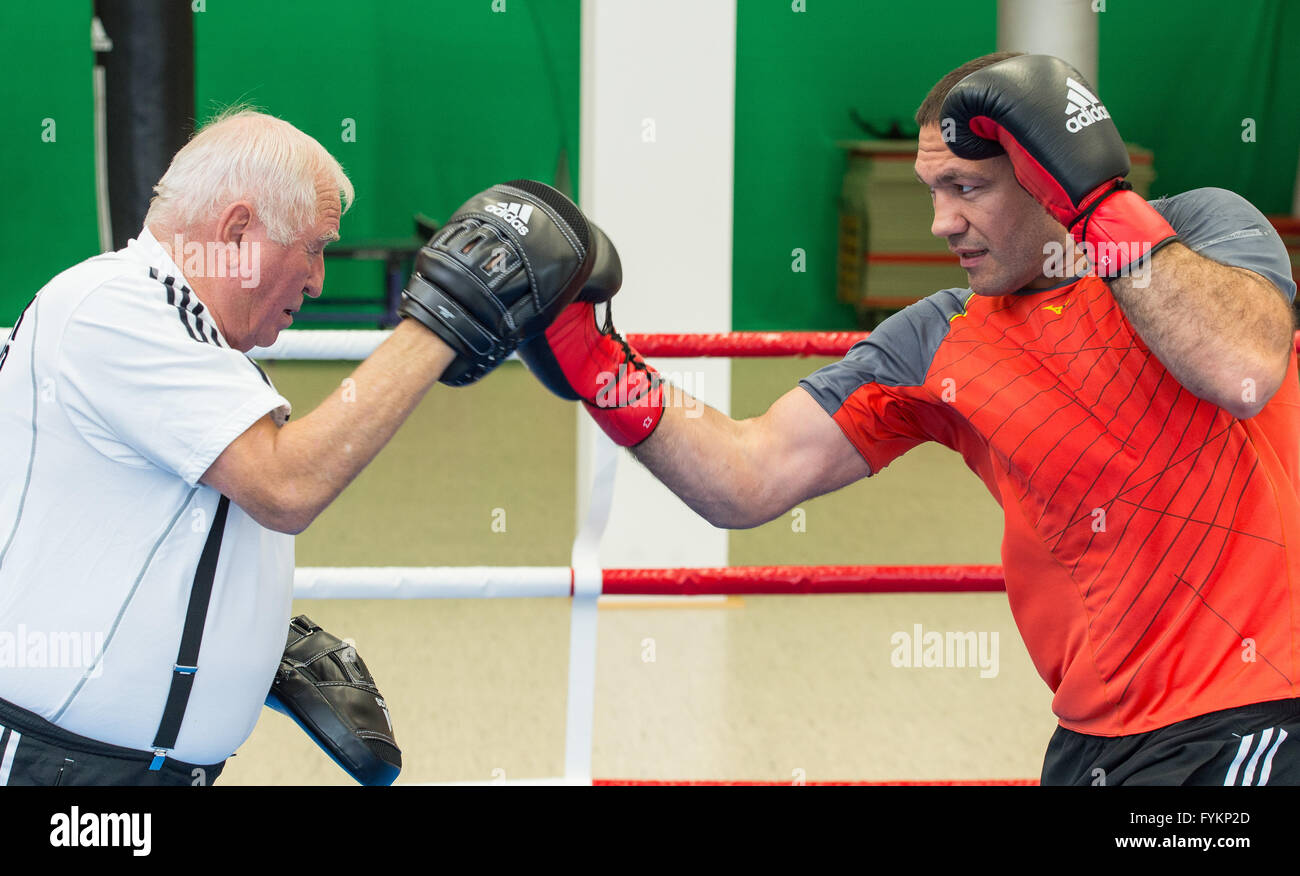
[799,288,967,416]
[1151,187,1297,303]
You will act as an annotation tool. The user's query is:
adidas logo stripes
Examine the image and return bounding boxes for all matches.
[484,201,534,236]
[1064,76,1111,133]
[150,267,223,347]
[1223,727,1288,785]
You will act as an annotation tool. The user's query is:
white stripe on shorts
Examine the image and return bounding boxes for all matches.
[1240,727,1274,786]
[0,726,21,785]
[1223,733,1254,786]
[1257,727,1289,786]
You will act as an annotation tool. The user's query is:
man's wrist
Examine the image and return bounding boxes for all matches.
[394,316,458,373]
[1075,188,1177,279]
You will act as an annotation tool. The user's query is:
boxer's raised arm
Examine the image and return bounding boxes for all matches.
[942,55,1295,419]
[1106,234,1295,421]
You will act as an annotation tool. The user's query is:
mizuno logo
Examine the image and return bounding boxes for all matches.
[436,304,455,320]
[1064,76,1110,133]
[485,201,534,235]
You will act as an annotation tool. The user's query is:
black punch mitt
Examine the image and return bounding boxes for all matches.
[266,616,402,786]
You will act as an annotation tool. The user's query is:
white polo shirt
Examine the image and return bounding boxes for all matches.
[0,227,294,764]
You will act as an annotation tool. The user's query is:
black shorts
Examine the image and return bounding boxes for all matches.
[1042,698,1300,786]
[0,696,225,787]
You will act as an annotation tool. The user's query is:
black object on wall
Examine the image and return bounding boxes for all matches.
[94,0,194,251]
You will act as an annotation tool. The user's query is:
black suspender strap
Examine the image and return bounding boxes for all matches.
[150,495,231,770]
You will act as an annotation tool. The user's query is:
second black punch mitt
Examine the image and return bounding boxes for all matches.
[266,616,402,786]
[400,179,619,386]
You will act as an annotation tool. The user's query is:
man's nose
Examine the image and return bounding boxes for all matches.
[305,259,324,298]
[930,192,969,239]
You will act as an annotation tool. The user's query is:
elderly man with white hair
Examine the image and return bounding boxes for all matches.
[0,108,611,784]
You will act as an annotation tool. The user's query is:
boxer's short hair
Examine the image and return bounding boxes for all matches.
[914,51,1025,128]
[146,106,353,245]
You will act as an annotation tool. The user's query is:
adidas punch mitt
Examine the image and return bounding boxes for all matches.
[400,180,617,386]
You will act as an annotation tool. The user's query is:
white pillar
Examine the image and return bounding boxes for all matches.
[997,0,1099,91]
[563,0,736,784]
[577,0,736,569]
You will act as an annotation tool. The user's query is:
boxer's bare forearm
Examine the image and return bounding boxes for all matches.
[630,383,870,528]
[1109,243,1295,419]
[631,396,762,528]
[203,319,455,533]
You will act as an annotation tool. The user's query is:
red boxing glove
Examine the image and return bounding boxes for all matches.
[516,228,664,446]
[941,54,1176,278]
[519,301,664,446]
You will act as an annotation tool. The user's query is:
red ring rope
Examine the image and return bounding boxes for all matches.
[627,331,870,357]
[626,330,1300,358]
[601,565,1005,595]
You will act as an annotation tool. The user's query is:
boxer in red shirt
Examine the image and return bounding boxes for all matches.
[522,52,1300,785]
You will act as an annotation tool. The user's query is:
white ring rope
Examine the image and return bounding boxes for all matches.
[250,330,391,360]
[292,566,572,599]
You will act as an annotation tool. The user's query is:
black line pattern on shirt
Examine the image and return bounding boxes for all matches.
[1097,411,1234,640]
[1113,460,1292,704]
[963,311,1097,429]
[0,295,35,377]
[1006,317,1130,459]
[1070,387,1198,588]
[1090,402,1224,614]
[1059,414,1266,582]
[955,284,1160,549]
[979,319,1110,449]
[943,309,1065,400]
[1028,334,1156,529]
[1104,493,1283,547]
[937,295,1050,375]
